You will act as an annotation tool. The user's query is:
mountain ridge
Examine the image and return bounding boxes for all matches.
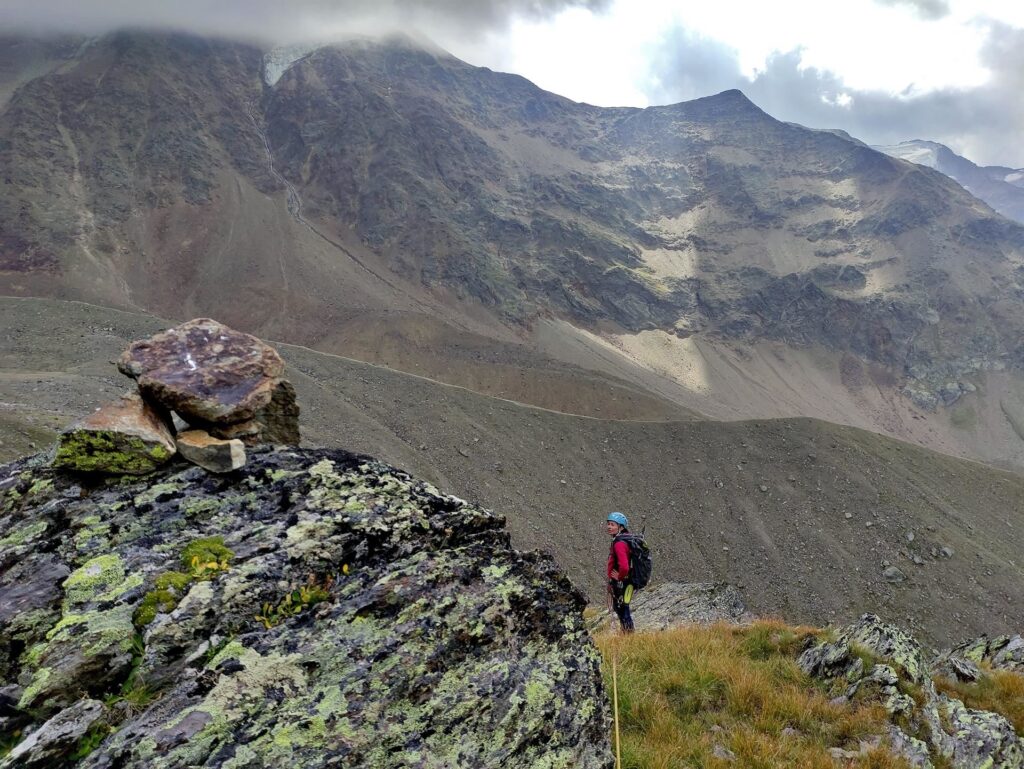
[4,30,1024,470]
[874,138,1024,224]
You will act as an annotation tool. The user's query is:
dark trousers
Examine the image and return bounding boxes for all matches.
[609,580,634,633]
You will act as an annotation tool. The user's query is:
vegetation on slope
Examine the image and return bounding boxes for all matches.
[595,621,911,769]
[934,668,1024,734]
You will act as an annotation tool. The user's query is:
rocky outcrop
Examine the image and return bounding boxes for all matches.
[625,582,749,630]
[52,392,176,475]
[0,448,610,768]
[799,614,1024,768]
[940,634,1024,675]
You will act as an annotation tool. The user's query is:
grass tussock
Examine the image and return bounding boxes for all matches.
[595,621,911,769]
[934,667,1024,734]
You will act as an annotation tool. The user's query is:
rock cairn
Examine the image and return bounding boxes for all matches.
[52,319,299,475]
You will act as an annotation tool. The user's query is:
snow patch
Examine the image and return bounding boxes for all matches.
[1005,171,1024,187]
[263,44,319,86]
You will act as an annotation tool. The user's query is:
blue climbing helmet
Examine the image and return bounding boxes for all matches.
[607,511,628,528]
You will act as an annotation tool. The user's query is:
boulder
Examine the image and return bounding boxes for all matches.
[624,582,749,631]
[0,448,610,768]
[883,565,907,583]
[175,430,246,473]
[118,318,286,424]
[52,392,175,474]
[0,698,103,769]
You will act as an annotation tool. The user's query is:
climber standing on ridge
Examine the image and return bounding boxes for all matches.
[606,512,635,633]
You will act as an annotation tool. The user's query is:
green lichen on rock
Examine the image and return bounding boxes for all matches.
[0,447,609,767]
[133,481,184,506]
[801,614,1024,768]
[26,478,54,497]
[63,554,134,607]
[53,431,170,475]
[133,571,192,626]
[0,518,47,548]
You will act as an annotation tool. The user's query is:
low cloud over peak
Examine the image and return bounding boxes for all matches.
[0,0,610,44]
[647,18,1024,168]
[875,0,951,21]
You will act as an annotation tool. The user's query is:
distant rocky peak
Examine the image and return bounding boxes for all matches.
[668,88,766,120]
[874,139,942,169]
[875,139,1024,223]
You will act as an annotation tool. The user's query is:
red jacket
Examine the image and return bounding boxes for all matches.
[607,539,630,580]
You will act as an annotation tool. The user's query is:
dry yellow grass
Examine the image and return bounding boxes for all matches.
[934,666,1024,734]
[595,621,912,769]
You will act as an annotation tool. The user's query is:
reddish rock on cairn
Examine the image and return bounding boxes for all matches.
[118,318,300,446]
[118,318,285,423]
[51,319,299,475]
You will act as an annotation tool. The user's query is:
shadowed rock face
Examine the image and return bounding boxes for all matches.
[0,448,610,768]
[626,582,750,631]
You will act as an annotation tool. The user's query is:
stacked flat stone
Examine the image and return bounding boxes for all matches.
[52,319,299,475]
[52,392,176,475]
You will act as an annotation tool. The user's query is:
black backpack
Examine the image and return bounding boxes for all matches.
[614,533,653,590]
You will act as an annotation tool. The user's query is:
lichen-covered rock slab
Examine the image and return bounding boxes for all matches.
[118,319,286,424]
[175,430,245,473]
[943,634,1024,673]
[0,448,610,768]
[52,392,175,474]
[18,553,140,714]
[800,614,1024,769]
[0,698,103,769]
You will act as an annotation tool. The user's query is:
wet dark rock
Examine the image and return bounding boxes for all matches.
[0,447,610,768]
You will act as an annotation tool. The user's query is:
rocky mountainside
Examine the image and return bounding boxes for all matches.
[3,300,1024,647]
[0,446,608,768]
[875,139,1024,224]
[4,31,1024,469]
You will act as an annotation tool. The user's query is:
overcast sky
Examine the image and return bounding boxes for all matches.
[3,0,1022,167]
